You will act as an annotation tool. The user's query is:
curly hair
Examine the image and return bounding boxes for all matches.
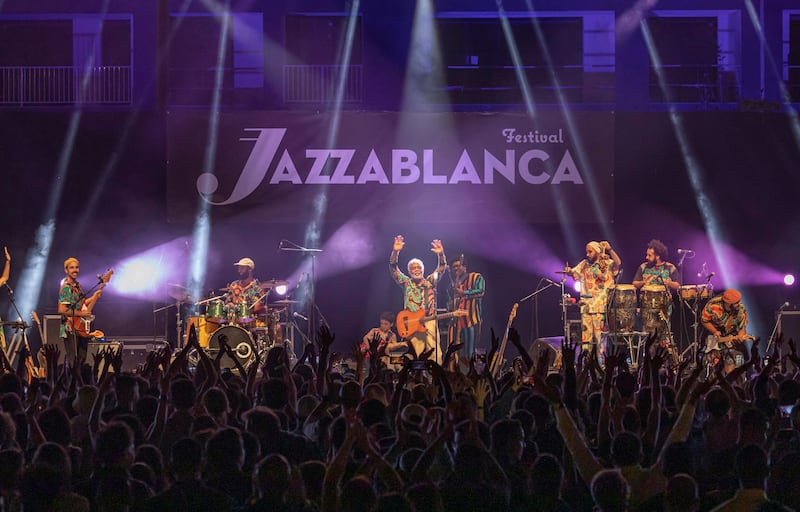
[647,239,669,261]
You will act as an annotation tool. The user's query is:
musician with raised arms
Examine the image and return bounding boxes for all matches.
[58,257,109,363]
[390,235,447,364]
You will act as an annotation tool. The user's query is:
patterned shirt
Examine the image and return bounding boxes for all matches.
[390,255,447,315]
[633,262,679,287]
[702,296,748,337]
[58,278,83,338]
[571,258,617,314]
[226,278,263,316]
[452,272,485,328]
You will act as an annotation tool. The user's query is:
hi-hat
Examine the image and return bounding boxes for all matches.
[272,299,300,305]
[167,283,194,302]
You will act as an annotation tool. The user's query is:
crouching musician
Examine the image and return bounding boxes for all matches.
[701,288,753,372]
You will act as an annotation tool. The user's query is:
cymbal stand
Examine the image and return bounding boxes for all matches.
[153,300,184,349]
[279,240,324,355]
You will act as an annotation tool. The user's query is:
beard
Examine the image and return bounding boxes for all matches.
[645,260,656,268]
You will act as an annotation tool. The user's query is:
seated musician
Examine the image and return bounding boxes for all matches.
[360,311,404,370]
[701,288,751,371]
[226,258,266,321]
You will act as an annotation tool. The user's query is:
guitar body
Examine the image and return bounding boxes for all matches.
[396,309,427,339]
[705,334,755,352]
[396,309,467,339]
[67,269,113,338]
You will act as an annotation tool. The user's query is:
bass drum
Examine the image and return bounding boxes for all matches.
[207,325,255,369]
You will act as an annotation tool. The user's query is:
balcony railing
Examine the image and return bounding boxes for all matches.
[283,64,363,104]
[0,66,132,106]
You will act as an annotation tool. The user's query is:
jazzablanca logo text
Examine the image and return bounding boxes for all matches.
[196,128,585,206]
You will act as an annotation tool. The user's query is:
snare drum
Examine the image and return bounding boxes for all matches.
[206,299,226,323]
[640,285,670,309]
[185,316,219,348]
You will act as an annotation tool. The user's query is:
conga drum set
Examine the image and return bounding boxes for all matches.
[605,283,679,368]
[164,280,294,370]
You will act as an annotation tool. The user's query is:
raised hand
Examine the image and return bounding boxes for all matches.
[393,235,405,252]
[317,324,335,348]
[430,239,444,254]
[561,337,577,370]
[3,247,9,261]
[651,345,667,371]
[509,327,522,350]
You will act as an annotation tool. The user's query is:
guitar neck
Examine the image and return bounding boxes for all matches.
[422,311,462,323]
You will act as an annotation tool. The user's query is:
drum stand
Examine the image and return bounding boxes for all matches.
[679,296,702,364]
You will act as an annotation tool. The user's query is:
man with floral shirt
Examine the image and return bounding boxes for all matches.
[702,288,750,370]
[567,241,621,351]
[226,258,265,324]
[632,239,680,344]
[390,235,447,363]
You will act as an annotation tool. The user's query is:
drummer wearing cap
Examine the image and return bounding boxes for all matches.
[226,258,266,319]
[701,288,749,341]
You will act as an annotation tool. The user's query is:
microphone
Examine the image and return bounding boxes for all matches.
[779,302,791,310]
[677,249,694,255]
[705,272,715,284]
[543,277,559,286]
[4,283,13,296]
[96,273,105,283]
[293,311,308,322]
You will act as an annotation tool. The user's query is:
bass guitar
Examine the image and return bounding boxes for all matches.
[490,302,518,377]
[396,309,467,339]
[69,269,113,338]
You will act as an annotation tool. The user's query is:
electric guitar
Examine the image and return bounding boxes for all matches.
[490,302,518,377]
[705,333,755,352]
[69,269,113,338]
[396,309,467,339]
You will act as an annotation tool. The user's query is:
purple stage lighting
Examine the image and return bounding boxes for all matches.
[785,274,796,286]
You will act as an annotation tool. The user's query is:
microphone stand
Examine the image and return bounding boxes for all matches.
[765,305,788,355]
[279,240,323,354]
[519,275,564,344]
[3,284,31,370]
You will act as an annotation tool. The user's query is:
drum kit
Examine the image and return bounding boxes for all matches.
[161,279,297,369]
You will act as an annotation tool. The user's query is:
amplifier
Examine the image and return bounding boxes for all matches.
[109,337,170,373]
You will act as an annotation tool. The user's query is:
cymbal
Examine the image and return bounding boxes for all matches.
[272,299,300,305]
[218,287,231,292]
[554,270,572,274]
[167,283,194,302]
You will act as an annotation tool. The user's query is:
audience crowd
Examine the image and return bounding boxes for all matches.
[0,323,799,512]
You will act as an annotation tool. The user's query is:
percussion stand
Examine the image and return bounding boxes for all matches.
[678,296,701,364]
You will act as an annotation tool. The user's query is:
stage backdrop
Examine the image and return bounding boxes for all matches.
[166,111,614,224]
